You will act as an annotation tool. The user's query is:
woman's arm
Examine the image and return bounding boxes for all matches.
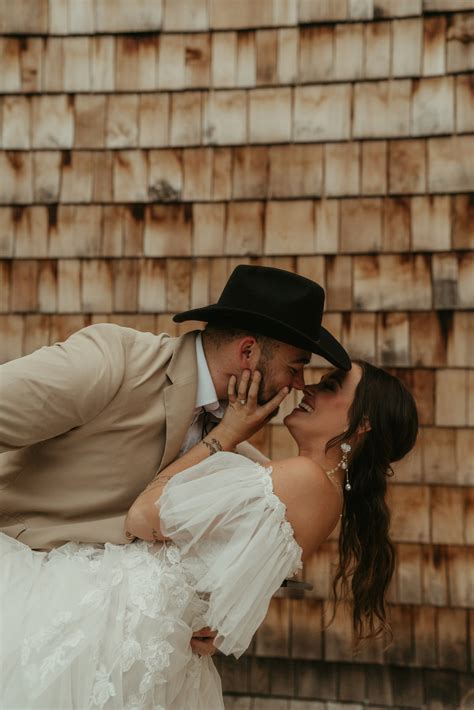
[125,370,289,542]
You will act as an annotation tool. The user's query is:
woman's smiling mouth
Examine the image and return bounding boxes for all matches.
[297,401,314,413]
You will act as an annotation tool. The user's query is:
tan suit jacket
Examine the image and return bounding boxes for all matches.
[0,324,201,550]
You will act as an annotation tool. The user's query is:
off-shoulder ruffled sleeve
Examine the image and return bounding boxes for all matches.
[158,451,302,658]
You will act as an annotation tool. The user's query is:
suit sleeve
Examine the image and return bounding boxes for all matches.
[0,324,128,452]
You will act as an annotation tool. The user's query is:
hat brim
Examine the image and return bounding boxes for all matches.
[173,305,351,371]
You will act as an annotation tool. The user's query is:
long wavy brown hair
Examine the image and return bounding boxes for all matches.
[327,360,418,641]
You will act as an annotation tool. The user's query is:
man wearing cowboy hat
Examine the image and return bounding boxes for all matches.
[0,264,350,654]
[0,264,350,553]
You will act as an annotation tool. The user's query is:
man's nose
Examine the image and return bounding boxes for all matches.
[292,371,306,390]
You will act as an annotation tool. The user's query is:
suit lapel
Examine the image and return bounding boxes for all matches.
[159,331,199,470]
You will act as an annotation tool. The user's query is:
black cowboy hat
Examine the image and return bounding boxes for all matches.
[174,265,351,370]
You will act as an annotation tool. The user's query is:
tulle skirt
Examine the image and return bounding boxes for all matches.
[0,533,223,709]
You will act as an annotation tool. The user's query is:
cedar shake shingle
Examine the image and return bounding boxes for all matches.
[334,22,364,79]
[91,36,115,92]
[113,259,139,313]
[392,18,422,76]
[249,87,292,144]
[411,196,451,251]
[144,204,192,257]
[268,144,323,199]
[0,314,23,362]
[211,31,237,88]
[422,16,446,76]
[411,76,454,136]
[163,0,208,32]
[325,143,360,197]
[388,139,426,193]
[255,29,278,86]
[184,33,211,88]
[203,90,247,145]
[138,94,170,148]
[137,258,166,312]
[294,84,351,142]
[2,96,30,150]
[183,147,213,201]
[276,28,297,84]
[14,206,48,258]
[225,201,264,256]
[361,141,387,195]
[36,259,58,314]
[0,152,33,204]
[95,0,162,33]
[57,259,81,313]
[170,92,203,146]
[148,148,183,202]
[75,95,106,149]
[106,95,139,149]
[364,20,391,78]
[166,258,192,312]
[456,74,474,134]
[192,203,225,256]
[20,37,43,92]
[446,13,474,73]
[353,80,411,139]
[63,37,91,92]
[32,95,74,149]
[341,312,377,360]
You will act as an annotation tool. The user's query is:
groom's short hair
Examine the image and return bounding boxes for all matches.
[202,324,279,359]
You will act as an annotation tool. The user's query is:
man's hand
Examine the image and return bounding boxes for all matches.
[191,627,218,656]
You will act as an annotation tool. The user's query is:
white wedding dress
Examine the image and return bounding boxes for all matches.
[0,452,302,709]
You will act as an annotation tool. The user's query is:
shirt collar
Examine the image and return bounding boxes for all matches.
[195,332,221,412]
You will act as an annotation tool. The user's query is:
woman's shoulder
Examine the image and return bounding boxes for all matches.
[270,455,331,491]
[268,455,342,559]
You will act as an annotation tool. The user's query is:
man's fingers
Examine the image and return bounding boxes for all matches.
[190,637,217,656]
[192,627,217,638]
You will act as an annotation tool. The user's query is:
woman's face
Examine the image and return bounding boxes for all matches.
[284,363,363,442]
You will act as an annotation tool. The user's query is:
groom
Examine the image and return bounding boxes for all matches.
[0,264,350,550]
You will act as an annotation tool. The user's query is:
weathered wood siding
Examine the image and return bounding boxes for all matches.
[0,1,472,707]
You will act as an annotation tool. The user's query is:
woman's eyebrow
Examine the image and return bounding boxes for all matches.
[332,369,348,385]
[323,370,346,386]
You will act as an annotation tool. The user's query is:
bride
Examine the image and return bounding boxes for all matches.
[0,362,418,709]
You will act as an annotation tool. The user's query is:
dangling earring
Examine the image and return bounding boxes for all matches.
[341,442,351,491]
[325,441,352,491]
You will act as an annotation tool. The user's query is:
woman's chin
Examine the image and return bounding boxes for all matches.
[283,408,300,426]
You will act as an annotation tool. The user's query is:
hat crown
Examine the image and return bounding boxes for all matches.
[173,263,351,370]
[218,265,324,337]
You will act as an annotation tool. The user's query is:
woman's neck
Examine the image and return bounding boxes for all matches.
[297,441,345,486]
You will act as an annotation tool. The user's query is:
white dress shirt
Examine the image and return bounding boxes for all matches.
[179,333,225,454]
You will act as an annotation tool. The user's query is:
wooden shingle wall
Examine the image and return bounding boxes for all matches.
[0,0,473,707]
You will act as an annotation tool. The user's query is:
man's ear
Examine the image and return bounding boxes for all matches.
[357,416,371,435]
[238,337,259,367]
